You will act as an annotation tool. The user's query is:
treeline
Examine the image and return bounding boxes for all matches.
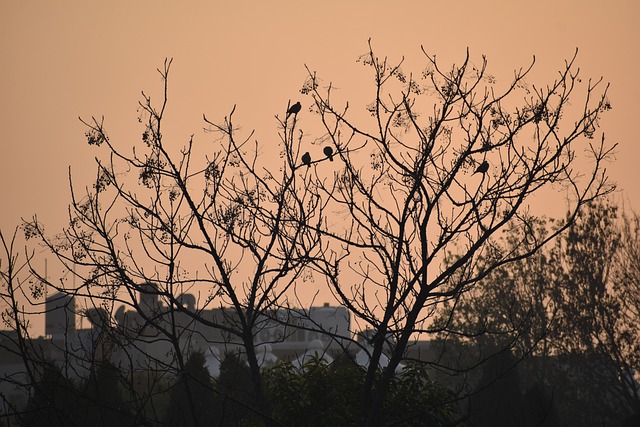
[433,198,640,426]
[5,199,639,427]
[12,353,456,427]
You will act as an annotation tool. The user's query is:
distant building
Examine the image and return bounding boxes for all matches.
[8,290,415,382]
[45,292,75,340]
[138,282,161,314]
[109,296,353,374]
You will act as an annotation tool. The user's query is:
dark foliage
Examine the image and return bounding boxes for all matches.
[264,357,458,426]
[23,362,82,427]
[165,352,218,427]
[23,360,134,427]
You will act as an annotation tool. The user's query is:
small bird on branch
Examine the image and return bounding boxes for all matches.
[286,101,301,119]
[474,160,489,175]
[301,152,311,168]
[323,146,334,161]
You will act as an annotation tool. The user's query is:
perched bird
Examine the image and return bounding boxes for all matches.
[286,102,302,118]
[323,146,334,161]
[474,160,489,175]
[301,152,311,168]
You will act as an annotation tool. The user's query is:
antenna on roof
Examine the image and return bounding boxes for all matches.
[44,258,48,301]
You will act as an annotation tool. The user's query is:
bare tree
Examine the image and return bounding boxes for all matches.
[303,41,614,424]
[2,41,617,426]
[21,59,325,426]
[1,227,38,426]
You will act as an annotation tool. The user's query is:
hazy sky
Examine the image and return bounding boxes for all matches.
[0,1,638,336]
[1,1,638,234]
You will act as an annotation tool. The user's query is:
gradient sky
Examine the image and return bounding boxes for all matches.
[1,1,638,233]
[0,0,637,294]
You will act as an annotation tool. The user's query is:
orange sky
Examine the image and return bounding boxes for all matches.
[1,1,638,232]
[1,1,638,332]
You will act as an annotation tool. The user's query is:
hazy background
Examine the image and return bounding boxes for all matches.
[1,1,637,289]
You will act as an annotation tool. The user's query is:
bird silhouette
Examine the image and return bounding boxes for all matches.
[301,152,311,168]
[323,146,334,161]
[474,160,489,175]
[286,102,301,118]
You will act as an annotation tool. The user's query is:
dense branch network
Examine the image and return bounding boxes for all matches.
[0,44,620,426]
[300,42,614,422]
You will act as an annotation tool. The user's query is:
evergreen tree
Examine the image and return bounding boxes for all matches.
[166,351,218,427]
